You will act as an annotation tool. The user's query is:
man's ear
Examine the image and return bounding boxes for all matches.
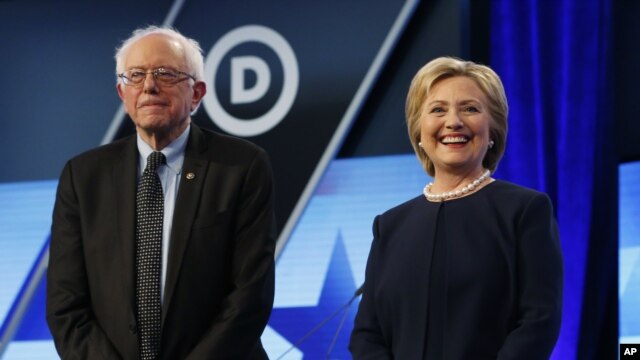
[191,81,207,111]
[116,83,126,102]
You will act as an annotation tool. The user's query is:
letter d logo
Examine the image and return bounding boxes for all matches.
[203,25,299,137]
[231,56,270,104]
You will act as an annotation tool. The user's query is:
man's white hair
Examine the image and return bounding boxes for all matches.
[114,25,205,83]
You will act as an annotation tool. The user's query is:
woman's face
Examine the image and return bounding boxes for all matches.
[419,76,492,176]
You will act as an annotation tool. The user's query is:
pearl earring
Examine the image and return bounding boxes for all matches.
[418,142,423,148]
[488,140,495,149]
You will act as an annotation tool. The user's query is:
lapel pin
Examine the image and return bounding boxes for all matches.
[186,172,196,180]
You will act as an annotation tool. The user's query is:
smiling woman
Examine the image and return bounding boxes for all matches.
[418,75,493,189]
[349,57,563,360]
[406,57,508,183]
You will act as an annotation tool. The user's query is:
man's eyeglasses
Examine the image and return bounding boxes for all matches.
[118,67,196,86]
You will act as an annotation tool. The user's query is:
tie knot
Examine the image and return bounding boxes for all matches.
[146,151,166,172]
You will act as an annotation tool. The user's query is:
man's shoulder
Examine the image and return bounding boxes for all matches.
[194,126,267,161]
[67,135,134,165]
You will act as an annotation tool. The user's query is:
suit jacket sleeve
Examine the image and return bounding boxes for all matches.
[185,148,276,359]
[349,215,393,359]
[498,193,563,359]
[46,161,123,360]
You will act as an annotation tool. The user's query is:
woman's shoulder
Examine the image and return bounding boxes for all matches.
[486,179,550,202]
[372,195,433,241]
[374,195,434,230]
[480,180,556,218]
[380,194,426,216]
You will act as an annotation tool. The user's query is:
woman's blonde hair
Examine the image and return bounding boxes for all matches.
[406,56,508,176]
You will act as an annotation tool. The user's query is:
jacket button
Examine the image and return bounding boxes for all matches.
[129,323,137,334]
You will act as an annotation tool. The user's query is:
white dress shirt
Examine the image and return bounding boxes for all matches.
[136,125,190,303]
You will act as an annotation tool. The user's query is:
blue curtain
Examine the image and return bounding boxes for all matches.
[490,0,615,359]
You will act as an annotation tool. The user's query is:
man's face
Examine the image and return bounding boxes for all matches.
[117,34,205,142]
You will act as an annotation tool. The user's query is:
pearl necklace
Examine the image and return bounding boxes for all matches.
[423,169,491,202]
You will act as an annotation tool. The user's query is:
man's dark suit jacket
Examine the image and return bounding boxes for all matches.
[350,181,563,360]
[47,124,276,360]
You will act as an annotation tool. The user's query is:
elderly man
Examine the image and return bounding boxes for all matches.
[47,26,275,360]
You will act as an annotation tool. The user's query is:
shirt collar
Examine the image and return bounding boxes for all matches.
[136,124,190,176]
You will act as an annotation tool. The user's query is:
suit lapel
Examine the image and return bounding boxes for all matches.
[162,125,208,322]
[112,136,139,316]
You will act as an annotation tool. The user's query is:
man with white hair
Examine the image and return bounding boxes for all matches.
[47,26,276,359]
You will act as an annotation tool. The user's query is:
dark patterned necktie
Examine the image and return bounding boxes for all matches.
[136,151,166,360]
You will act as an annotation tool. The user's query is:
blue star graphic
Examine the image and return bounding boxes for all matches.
[269,231,360,359]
